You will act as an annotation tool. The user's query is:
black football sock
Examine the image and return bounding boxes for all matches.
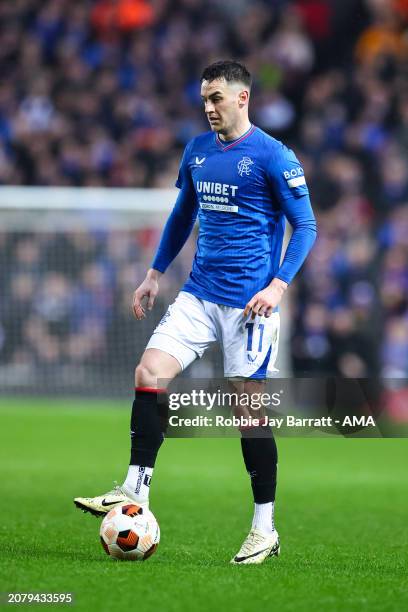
[240,426,278,503]
[130,388,169,468]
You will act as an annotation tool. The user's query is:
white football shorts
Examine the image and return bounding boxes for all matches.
[146,291,280,379]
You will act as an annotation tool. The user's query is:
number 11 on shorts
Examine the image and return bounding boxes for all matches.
[245,323,264,352]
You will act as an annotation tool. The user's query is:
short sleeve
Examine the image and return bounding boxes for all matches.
[175,140,193,189]
[267,144,309,201]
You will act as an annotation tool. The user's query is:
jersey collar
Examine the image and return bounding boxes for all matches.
[215,124,256,151]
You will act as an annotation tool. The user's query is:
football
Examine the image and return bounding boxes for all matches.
[100,503,160,561]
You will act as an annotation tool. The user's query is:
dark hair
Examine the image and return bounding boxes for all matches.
[201,60,252,88]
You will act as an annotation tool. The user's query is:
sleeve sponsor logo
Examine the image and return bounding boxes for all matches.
[283,168,306,188]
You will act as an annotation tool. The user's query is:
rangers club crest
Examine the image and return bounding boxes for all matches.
[237,156,254,176]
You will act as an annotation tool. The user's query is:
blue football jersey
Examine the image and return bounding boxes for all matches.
[152,125,316,308]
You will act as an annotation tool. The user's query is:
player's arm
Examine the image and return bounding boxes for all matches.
[244,145,317,318]
[274,192,317,285]
[133,144,199,320]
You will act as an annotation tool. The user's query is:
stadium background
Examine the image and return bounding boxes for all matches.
[1,0,408,397]
[1,2,408,611]
[1,0,408,396]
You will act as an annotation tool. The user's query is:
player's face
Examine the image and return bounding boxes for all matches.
[200,78,248,135]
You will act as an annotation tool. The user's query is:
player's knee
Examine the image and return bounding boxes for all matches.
[135,362,157,388]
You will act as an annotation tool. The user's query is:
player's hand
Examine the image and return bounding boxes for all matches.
[132,269,162,320]
[244,278,288,319]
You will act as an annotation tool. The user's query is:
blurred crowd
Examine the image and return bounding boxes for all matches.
[1,0,408,384]
[0,227,180,389]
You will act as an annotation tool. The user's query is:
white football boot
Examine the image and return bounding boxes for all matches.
[231,528,280,565]
[74,484,143,517]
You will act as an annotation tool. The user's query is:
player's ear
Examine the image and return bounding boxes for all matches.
[238,89,249,108]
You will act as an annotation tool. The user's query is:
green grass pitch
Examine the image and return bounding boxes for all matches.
[0,398,407,611]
